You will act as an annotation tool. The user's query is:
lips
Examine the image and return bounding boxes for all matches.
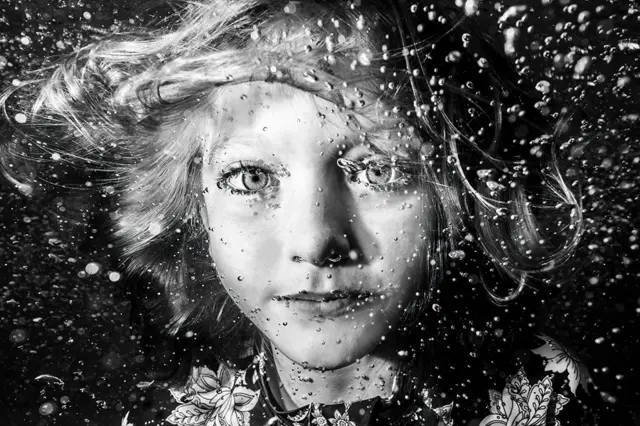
[273,289,375,302]
[272,290,379,318]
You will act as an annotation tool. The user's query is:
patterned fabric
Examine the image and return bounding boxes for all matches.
[122,334,594,426]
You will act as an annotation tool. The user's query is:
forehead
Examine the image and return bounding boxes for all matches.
[204,82,420,154]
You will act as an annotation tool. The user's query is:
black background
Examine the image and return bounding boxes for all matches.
[1,1,639,425]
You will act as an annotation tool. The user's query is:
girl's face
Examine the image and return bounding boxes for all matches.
[201,82,432,369]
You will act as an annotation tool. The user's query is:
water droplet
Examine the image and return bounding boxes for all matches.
[477,57,489,68]
[148,222,162,235]
[503,27,520,56]
[9,328,28,344]
[283,2,297,13]
[14,113,27,124]
[464,0,479,16]
[535,80,551,94]
[85,262,100,275]
[358,49,373,66]
[476,169,494,179]
[448,250,466,260]
[39,402,57,416]
[486,180,506,191]
[446,50,462,63]
[574,56,592,75]
[618,40,640,51]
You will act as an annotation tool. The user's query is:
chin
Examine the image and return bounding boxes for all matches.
[270,325,386,370]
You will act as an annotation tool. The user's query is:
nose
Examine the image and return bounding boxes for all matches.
[283,168,352,266]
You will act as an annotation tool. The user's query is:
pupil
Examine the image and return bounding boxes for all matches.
[367,164,392,184]
[242,169,267,190]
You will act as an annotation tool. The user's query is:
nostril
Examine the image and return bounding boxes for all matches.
[325,250,343,263]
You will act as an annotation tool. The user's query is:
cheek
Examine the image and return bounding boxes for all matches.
[361,195,430,254]
[360,196,431,293]
[203,193,282,282]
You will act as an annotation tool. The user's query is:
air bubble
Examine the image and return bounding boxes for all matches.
[148,222,162,235]
[39,402,57,416]
[486,181,506,191]
[9,328,28,344]
[283,2,297,14]
[358,49,373,66]
[476,169,494,179]
[535,80,551,94]
[574,56,592,75]
[464,0,479,16]
[448,250,466,260]
[446,50,462,63]
[85,262,100,275]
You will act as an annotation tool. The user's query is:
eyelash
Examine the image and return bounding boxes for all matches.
[215,161,284,198]
[215,157,415,197]
[341,156,415,192]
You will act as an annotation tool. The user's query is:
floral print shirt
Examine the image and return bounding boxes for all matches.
[122,334,598,426]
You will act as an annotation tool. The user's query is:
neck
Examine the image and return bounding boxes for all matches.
[266,340,401,410]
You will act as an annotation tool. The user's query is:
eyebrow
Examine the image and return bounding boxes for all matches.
[205,136,261,165]
[361,129,421,159]
[204,118,420,167]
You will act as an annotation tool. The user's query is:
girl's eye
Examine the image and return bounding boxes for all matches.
[238,169,270,191]
[340,157,412,191]
[217,165,280,195]
[364,163,398,185]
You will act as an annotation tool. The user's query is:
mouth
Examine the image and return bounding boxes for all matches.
[273,289,376,302]
[272,290,379,318]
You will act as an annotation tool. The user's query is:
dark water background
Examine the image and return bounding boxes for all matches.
[1,0,639,425]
